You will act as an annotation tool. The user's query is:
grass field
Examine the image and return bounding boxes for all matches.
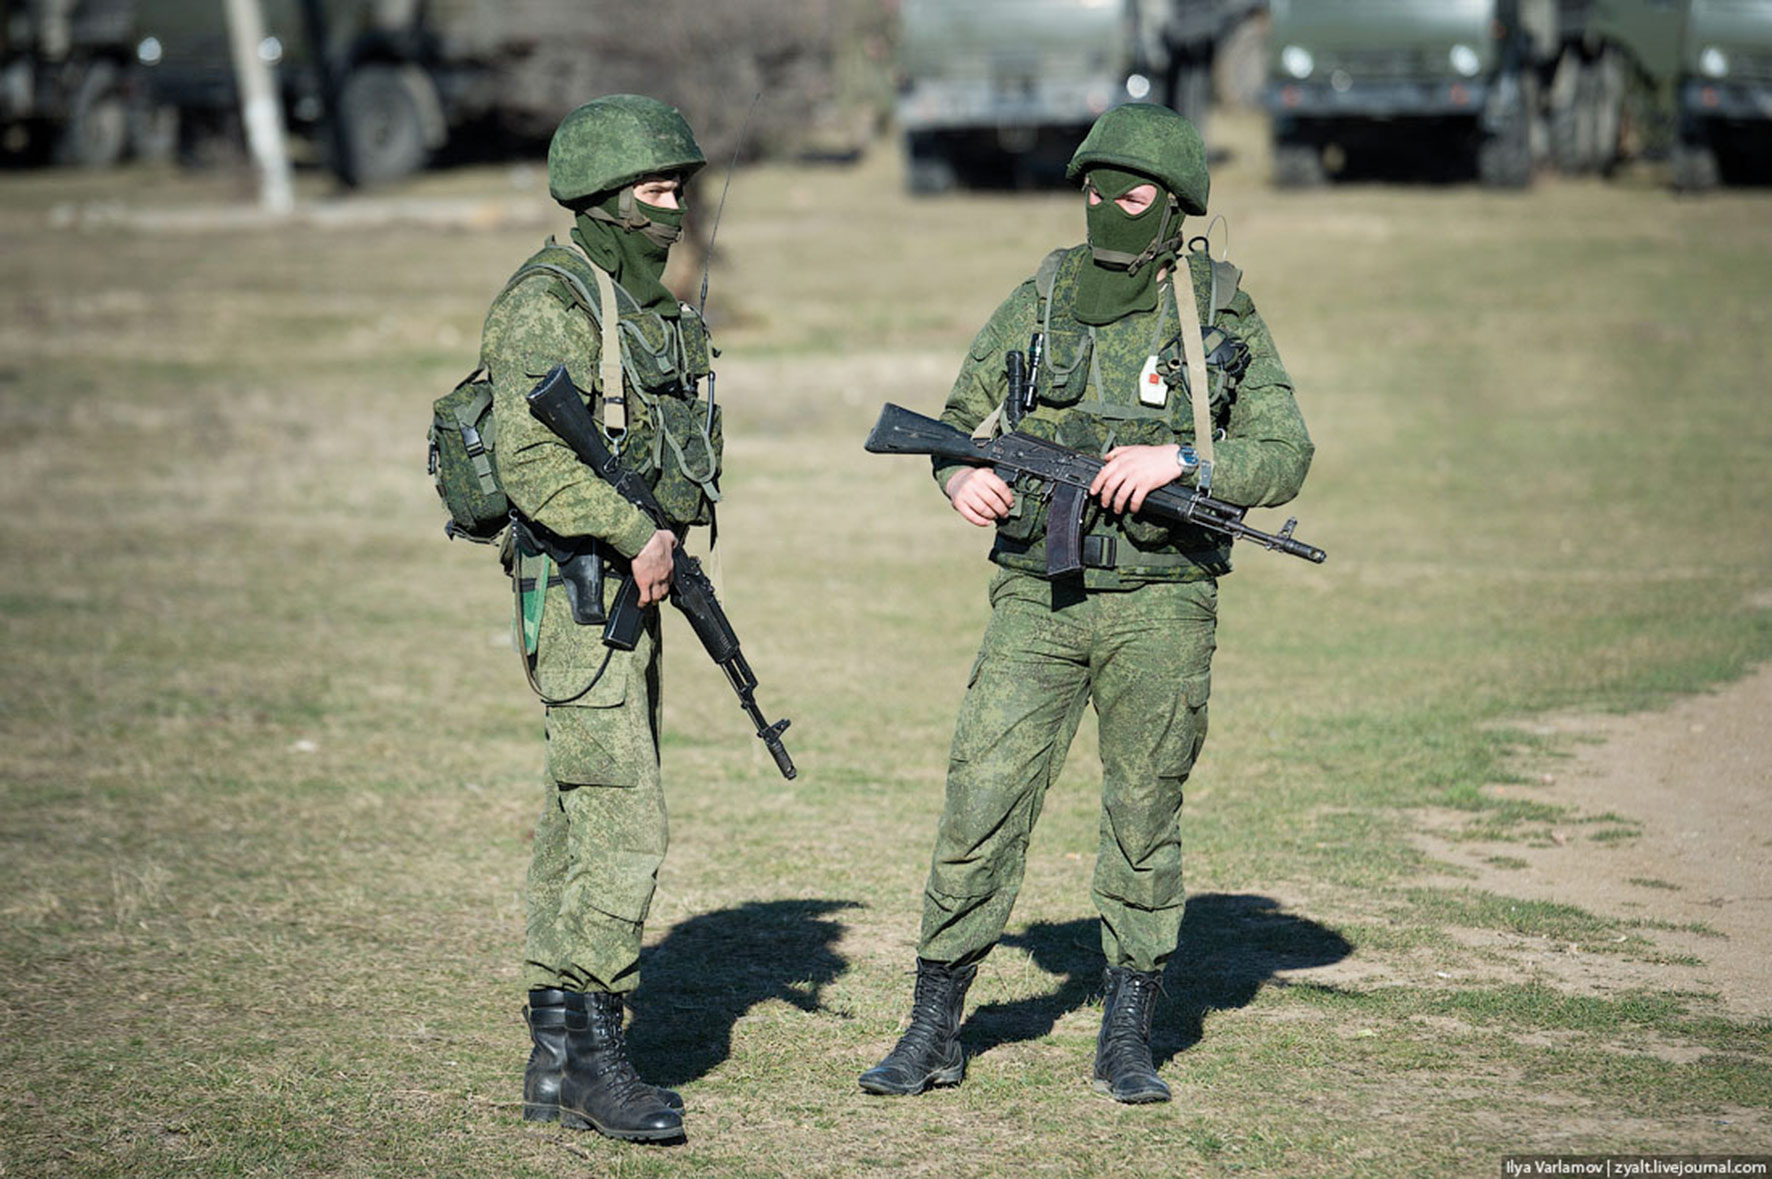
[2,111,1770,1176]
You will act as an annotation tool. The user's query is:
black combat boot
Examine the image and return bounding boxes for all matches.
[557,990,684,1142]
[1093,965,1171,1104]
[524,989,680,1121]
[858,959,978,1095]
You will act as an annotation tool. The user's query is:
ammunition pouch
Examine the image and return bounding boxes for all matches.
[622,389,722,530]
[1036,323,1092,407]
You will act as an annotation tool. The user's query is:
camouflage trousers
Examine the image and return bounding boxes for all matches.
[521,574,666,995]
[919,568,1217,974]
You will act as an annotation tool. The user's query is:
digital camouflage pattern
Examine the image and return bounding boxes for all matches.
[921,570,1216,972]
[933,246,1313,590]
[547,94,706,205]
[521,573,666,994]
[1067,103,1211,216]
[481,241,713,995]
[916,183,1311,971]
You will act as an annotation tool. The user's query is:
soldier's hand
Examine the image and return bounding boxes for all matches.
[632,529,677,607]
[945,467,1014,527]
[1091,445,1182,515]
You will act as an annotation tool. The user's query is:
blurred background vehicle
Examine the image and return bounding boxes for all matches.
[1,0,146,165]
[1548,0,1772,190]
[1264,0,1556,188]
[894,0,1268,192]
[7,0,1768,192]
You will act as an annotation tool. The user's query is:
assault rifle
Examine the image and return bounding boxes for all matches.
[527,365,796,780]
[863,402,1327,574]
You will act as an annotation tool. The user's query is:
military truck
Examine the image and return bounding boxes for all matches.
[1,0,145,165]
[1547,0,1772,189]
[131,0,464,183]
[1265,0,1558,188]
[895,0,1267,193]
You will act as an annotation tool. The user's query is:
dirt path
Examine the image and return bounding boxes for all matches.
[1414,664,1772,1019]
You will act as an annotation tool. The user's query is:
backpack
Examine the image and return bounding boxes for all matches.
[426,245,622,545]
[427,365,506,543]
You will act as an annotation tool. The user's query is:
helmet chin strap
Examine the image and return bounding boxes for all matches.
[1090,193,1183,276]
[582,184,683,249]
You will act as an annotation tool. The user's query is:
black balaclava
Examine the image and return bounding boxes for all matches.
[1072,166,1183,326]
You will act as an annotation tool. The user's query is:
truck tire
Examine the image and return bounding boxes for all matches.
[1550,47,1623,174]
[1671,135,1719,192]
[1213,14,1269,110]
[1589,48,1623,173]
[1479,74,1534,189]
[1273,138,1325,188]
[905,133,956,195]
[53,59,128,168]
[1548,49,1594,172]
[1169,57,1213,137]
[1478,122,1532,188]
[128,102,178,165]
[336,64,431,186]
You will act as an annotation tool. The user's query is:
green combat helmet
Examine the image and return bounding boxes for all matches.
[548,94,707,206]
[1067,102,1209,216]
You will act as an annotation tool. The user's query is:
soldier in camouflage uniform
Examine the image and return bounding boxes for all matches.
[480,94,724,1143]
[859,103,1313,1104]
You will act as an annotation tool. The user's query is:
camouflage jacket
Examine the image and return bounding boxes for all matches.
[483,239,719,558]
[934,245,1314,587]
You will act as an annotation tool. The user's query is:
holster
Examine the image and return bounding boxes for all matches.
[512,517,613,627]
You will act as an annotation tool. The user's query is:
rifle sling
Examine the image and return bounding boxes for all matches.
[1176,266,1215,477]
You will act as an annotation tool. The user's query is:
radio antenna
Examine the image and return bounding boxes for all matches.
[698,92,761,321]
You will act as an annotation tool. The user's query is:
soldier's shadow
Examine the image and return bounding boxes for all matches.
[962,893,1353,1065]
[625,898,859,1087]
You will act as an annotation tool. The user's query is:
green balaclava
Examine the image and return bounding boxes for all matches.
[1071,165,1184,327]
[570,182,687,317]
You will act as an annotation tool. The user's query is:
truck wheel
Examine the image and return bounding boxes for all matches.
[1273,140,1325,188]
[905,133,955,194]
[336,64,431,186]
[1213,14,1269,110]
[1590,48,1624,173]
[129,102,179,165]
[1671,136,1719,192]
[53,59,128,168]
[1478,120,1532,188]
[1169,58,1213,136]
[1548,50,1593,172]
[1479,71,1534,189]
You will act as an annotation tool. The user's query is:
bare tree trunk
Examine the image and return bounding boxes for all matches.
[224,0,294,215]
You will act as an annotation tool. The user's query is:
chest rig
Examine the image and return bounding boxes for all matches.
[991,244,1250,583]
[498,238,723,531]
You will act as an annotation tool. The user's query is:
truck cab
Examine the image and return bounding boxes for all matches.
[1265,0,1549,187]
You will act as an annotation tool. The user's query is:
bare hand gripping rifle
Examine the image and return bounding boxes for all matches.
[863,403,1327,574]
[527,364,797,780]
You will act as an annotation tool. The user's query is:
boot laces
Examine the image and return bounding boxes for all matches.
[585,999,655,1100]
[1103,972,1162,1067]
[887,969,963,1062]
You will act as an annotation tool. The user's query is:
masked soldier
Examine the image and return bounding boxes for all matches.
[480,95,723,1142]
[859,104,1313,1104]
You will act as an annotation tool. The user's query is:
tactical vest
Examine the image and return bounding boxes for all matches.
[484,238,723,531]
[991,244,1251,584]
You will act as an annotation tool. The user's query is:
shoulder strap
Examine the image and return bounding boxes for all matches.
[500,240,629,432]
[1178,253,1216,481]
[1208,257,1243,318]
[1034,246,1069,309]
